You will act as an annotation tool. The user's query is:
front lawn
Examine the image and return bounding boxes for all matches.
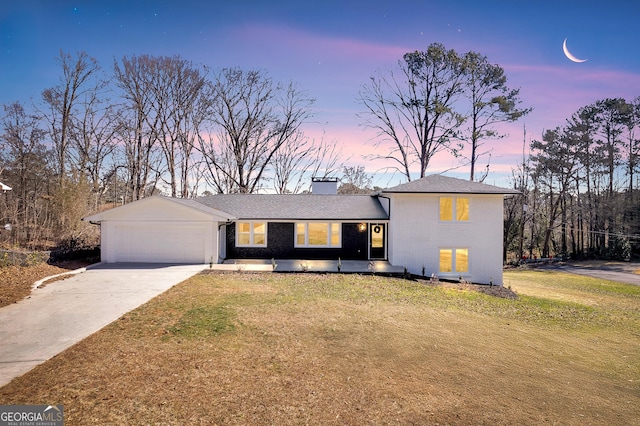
[1,270,638,424]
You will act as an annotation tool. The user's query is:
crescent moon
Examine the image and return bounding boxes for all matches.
[563,38,588,63]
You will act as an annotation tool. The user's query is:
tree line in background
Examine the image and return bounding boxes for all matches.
[0,51,347,250]
[504,97,640,261]
[0,44,637,261]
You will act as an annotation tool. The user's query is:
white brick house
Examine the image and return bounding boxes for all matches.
[83,175,517,284]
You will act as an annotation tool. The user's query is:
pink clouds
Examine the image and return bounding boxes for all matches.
[499,62,640,160]
[211,23,640,186]
[229,23,408,65]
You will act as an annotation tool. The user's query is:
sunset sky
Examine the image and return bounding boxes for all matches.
[2,0,639,187]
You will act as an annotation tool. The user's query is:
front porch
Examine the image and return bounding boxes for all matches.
[217,259,406,275]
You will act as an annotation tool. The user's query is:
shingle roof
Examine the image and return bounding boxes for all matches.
[381,174,520,194]
[163,196,236,220]
[197,194,389,221]
[82,195,236,222]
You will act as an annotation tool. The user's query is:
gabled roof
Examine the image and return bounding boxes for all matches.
[197,194,388,221]
[83,195,235,222]
[382,174,520,194]
[164,196,236,219]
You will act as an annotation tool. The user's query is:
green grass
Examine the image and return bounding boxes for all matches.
[151,270,635,337]
[236,272,611,329]
[168,304,236,337]
[509,269,640,297]
[505,269,640,332]
[128,270,637,335]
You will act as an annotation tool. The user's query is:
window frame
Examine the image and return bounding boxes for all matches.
[235,221,267,247]
[295,222,342,248]
[439,196,470,222]
[439,247,469,275]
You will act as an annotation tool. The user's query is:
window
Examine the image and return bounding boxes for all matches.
[440,197,469,221]
[295,222,341,247]
[439,248,469,274]
[236,221,267,247]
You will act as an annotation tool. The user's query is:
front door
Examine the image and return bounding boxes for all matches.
[369,223,386,259]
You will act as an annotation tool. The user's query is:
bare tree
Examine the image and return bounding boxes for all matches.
[144,56,207,197]
[198,68,314,193]
[41,50,100,185]
[338,166,374,194]
[113,55,163,200]
[0,102,54,247]
[461,52,531,181]
[359,43,467,181]
[71,88,121,208]
[271,132,343,193]
[198,129,239,194]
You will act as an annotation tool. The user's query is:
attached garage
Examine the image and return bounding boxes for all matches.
[107,222,208,263]
[83,197,235,264]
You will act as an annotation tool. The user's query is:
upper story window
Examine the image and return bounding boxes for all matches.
[237,221,267,247]
[295,222,341,248]
[439,197,469,222]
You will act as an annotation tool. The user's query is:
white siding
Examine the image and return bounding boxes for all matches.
[387,193,504,284]
[102,221,216,263]
[93,197,227,264]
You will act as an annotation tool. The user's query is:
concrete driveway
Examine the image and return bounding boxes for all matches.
[537,261,640,286]
[0,263,206,388]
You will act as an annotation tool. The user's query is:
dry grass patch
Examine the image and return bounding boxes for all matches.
[0,262,90,307]
[1,271,639,425]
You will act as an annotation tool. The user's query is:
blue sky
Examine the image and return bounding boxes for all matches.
[2,0,639,185]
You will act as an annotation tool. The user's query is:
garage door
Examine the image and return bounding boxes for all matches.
[111,222,207,263]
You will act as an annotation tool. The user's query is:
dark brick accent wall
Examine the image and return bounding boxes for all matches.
[226,222,369,260]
